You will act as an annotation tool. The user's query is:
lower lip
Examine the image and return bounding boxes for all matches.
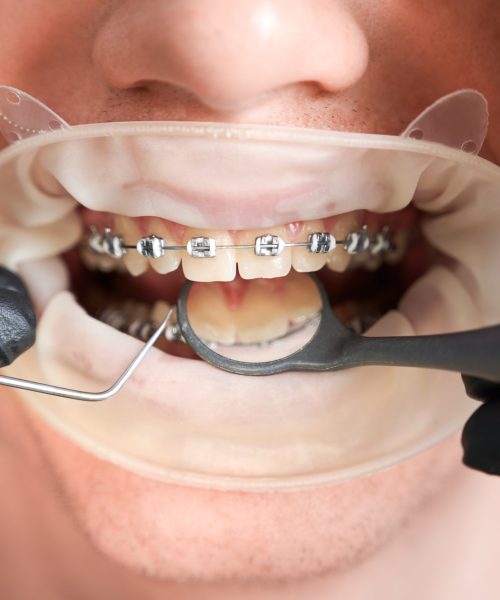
[11,284,474,491]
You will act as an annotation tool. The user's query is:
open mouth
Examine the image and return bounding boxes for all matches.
[2,122,498,490]
[72,205,426,356]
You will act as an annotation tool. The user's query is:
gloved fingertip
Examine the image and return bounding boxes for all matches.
[462,374,499,403]
[462,401,500,475]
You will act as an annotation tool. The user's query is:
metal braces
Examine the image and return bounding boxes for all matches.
[86,224,394,260]
[98,304,183,343]
[97,301,380,344]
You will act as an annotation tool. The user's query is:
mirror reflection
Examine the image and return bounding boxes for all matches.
[185,272,322,363]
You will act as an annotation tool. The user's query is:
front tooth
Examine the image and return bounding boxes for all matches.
[290,220,328,273]
[235,281,289,344]
[326,212,360,273]
[148,219,182,274]
[114,215,148,276]
[237,227,291,280]
[182,229,236,282]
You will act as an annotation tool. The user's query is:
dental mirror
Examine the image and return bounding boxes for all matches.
[178,274,500,382]
[180,275,323,364]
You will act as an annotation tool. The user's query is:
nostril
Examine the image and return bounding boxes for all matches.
[93,0,370,113]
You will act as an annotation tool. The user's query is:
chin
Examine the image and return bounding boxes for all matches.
[27,406,460,583]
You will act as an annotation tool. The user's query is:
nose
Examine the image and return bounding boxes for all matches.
[93,0,369,111]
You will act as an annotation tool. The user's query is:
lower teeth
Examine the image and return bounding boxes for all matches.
[74,215,420,351]
[95,291,380,349]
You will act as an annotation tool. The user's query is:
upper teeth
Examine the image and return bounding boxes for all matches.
[87,224,393,260]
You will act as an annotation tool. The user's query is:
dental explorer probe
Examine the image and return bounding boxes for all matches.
[0,266,173,401]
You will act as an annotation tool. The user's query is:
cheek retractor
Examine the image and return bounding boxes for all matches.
[0,86,69,142]
[0,85,497,391]
[0,86,499,479]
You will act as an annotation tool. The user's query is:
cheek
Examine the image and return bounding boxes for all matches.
[28,408,461,583]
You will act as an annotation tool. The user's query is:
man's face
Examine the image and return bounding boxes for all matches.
[0,0,499,584]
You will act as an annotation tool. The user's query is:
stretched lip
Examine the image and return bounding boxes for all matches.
[123,178,324,229]
[24,122,433,229]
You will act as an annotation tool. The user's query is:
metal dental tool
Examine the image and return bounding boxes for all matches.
[0,265,175,401]
[176,274,500,382]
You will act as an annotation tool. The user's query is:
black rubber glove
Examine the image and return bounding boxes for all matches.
[0,266,37,367]
[461,375,500,475]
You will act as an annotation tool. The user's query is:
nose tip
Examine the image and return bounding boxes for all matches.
[93,0,369,112]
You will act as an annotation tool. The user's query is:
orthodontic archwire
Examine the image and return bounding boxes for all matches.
[86,224,395,344]
[85,224,396,260]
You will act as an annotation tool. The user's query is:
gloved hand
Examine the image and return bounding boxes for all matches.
[0,266,37,367]
[461,375,500,475]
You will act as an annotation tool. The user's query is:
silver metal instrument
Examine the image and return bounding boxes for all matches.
[0,308,175,401]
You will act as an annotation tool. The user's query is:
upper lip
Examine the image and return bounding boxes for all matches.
[122,178,331,229]
[30,121,416,229]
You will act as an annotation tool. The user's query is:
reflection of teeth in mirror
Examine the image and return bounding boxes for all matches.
[187,272,321,345]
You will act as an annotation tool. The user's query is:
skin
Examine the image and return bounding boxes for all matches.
[0,1,500,597]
